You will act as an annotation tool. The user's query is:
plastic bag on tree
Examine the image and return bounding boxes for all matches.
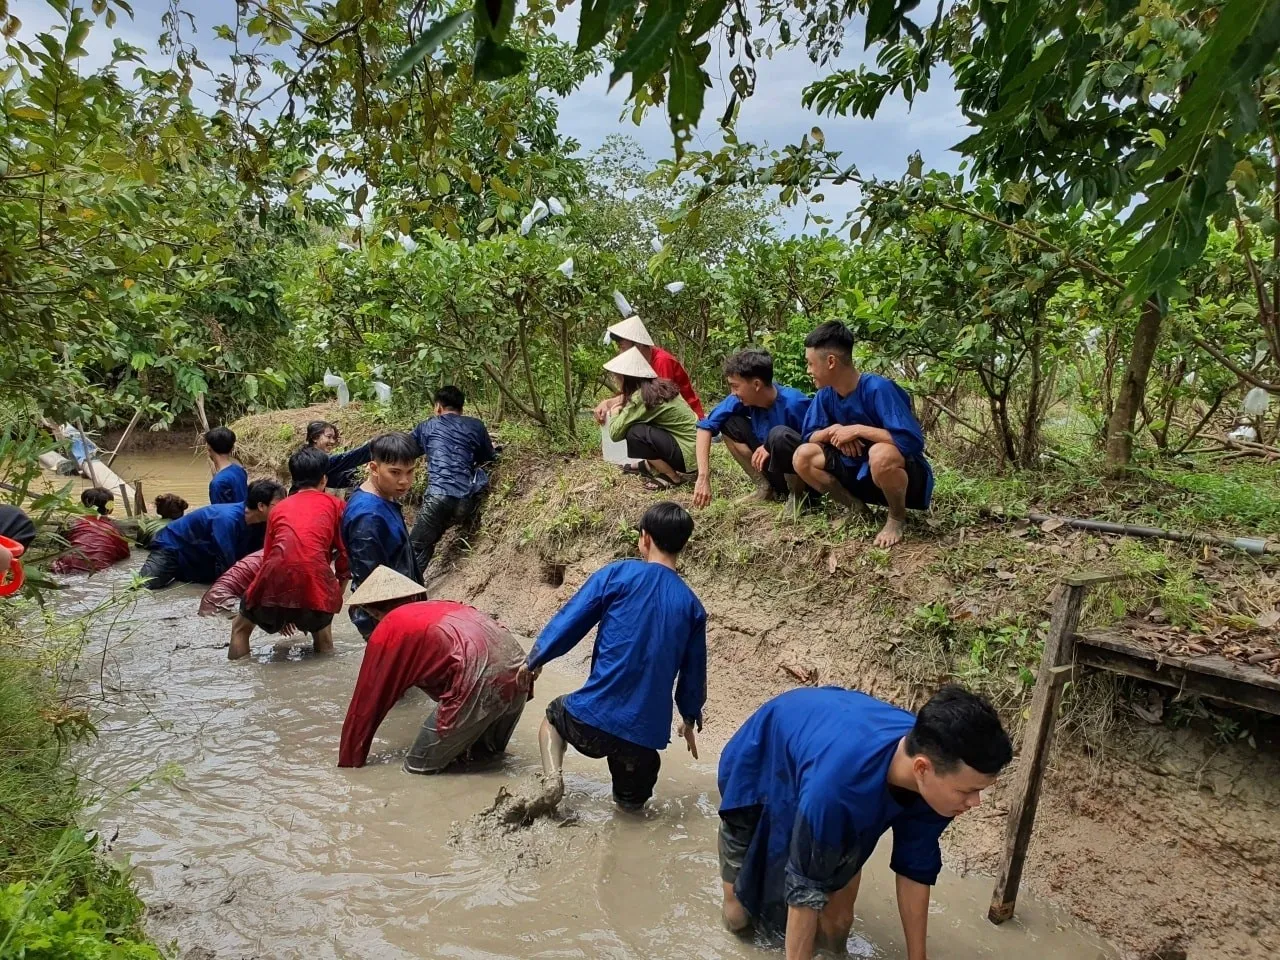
[373,382,392,404]
[530,199,549,225]
[650,237,664,253]
[1228,425,1259,442]
[1243,387,1271,416]
[613,291,633,317]
[557,257,575,278]
[665,281,685,294]
[323,371,350,407]
[399,234,418,253]
[547,197,565,216]
[518,213,534,236]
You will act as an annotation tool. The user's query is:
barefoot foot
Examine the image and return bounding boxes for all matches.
[874,516,905,547]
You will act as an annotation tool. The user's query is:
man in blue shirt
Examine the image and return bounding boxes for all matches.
[343,432,422,639]
[692,349,812,509]
[408,386,497,577]
[205,426,249,505]
[518,502,706,812]
[793,321,934,547]
[718,685,1011,960]
[140,478,284,588]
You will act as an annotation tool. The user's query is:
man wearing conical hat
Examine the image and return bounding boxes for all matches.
[338,566,530,774]
[593,314,705,424]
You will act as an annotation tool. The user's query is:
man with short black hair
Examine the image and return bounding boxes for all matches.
[717,685,1012,960]
[693,348,811,508]
[140,478,285,588]
[793,321,933,547]
[519,501,707,812]
[342,431,422,639]
[408,385,497,576]
[229,446,349,659]
[205,426,248,504]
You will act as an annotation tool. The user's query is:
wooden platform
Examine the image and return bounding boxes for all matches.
[1076,629,1280,717]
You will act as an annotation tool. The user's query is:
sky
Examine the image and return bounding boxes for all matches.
[11,0,970,234]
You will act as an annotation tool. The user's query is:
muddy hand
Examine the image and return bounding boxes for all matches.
[678,720,698,760]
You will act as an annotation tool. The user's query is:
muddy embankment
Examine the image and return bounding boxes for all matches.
[228,403,1280,960]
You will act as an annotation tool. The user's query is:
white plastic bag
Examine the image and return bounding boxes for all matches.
[1243,386,1271,416]
[1228,424,1259,442]
[547,197,565,216]
[601,420,642,466]
[650,236,664,253]
[323,371,350,408]
[613,291,633,317]
[530,199,549,225]
[665,281,685,294]
[518,213,534,236]
[373,381,391,404]
[399,234,418,253]
[557,257,575,278]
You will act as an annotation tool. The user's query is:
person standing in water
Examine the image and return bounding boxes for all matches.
[341,432,421,639]
[518,502,706,812]
[338,566,529,774]
[205,426,249,505]
[717,685,1012,960]
[229,446,349,660]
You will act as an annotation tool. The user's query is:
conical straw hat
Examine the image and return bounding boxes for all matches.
[603,346,658,380]
[606,314,654,347]
[348,565,427,608]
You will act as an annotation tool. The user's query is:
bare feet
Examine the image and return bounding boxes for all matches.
[874,516,905,547]
[541,773,565,807]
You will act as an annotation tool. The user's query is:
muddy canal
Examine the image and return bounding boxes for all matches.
[65,562,1116,959]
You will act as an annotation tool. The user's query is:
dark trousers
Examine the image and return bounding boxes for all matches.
[409,492,482,574]
[139,549,181,589]
[404,693,526,774]
[720,416,805,495]
[624,423,687,473]
[546,696,661,809]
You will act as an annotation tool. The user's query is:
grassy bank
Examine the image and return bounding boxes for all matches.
[0,607,160,960]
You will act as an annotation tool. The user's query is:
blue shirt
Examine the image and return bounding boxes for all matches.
[527,559,706,751]
[150,502,261,584]
[696,384,811,446]
[411,414,496,499]
[209,463,248,504]
[718,688,951,932]
[341,489,421,637]
[801,374,933,506]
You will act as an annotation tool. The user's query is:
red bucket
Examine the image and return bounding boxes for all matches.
[0,534,25,597]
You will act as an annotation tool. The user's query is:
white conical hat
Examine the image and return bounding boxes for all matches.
[606,314,653,346]
[348,565,427,608]
[603,346,658,379]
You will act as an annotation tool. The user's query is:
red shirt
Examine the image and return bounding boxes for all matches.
[51,516,130,574]
[199,550,263,617]
[338,601,526,767]
[650,345,704,418]
[243,489,348,613]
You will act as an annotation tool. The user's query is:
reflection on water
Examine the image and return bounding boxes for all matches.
[38,448,274,511]
[65,563,1115,960]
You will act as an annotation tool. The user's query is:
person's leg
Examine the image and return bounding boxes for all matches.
[867,442,908,547]
[537,716,568,803]
[816,872,862,953]
[625,424,686,482]
[793,443,859,509]
[718,805,763,935]
[228,614,255,660]
[606,747,661,811]
[409,494,458,574]
[311,623,334,655]
[405,703,476,774]
[138,549,179,589]
[720,413,772,498]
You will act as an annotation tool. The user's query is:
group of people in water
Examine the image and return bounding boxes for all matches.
[6,317,1014,960]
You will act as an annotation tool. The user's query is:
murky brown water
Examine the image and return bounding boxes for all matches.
[64,561,1116,960]
[40,448,247,510]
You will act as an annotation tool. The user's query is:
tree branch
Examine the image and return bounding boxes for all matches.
[1191,336,1280,391]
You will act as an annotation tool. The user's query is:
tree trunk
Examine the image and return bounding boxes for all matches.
[1104,298,1164,476]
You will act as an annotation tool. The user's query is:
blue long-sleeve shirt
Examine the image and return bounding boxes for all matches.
[150,502,261,584]
[325,443,372,490]
[696,384,811,446]
[527,559,706,751]
[719,688,951,933]
[801,374,933,505]
[411,413,496,499]
[341,489,421,637]
[209,463,248,504]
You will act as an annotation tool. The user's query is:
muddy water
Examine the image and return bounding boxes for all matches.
[67,562,1116,960]
[42,449,251,509]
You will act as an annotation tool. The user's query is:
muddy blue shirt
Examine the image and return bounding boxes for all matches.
[150,502,260,584]
[718,688,951,933]
[801,374,934,507]
[342,489,420,637]
[527,559,707,750]
[411,414,496,499]
[209,463,248,505]
[697,384,812,446]
[325,444,372,491]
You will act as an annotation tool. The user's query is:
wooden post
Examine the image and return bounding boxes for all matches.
[134,480,146,515]
[105,408,144,468]
[118,483,133,518]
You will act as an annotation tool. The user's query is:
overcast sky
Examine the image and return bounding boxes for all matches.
[12,0,968,233]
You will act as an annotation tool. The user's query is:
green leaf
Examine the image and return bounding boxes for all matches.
[687,0,728,39]
[474,37,527,81]
[65,17,90,57]
[1148,128,1166,150]
[474,0,515,43]
[433,171,451,195]
[10,105,48,121]
[608,0,686,91]
[668,39,710,152]
[577,0,636,53]
[138,157,156,186]
[1230,159,1259,200]
[906,152,923,179]
[98,151,128,171]
[388,10,471,80]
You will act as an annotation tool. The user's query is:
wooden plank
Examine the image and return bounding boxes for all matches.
[1076,647,1280,718]
[118,483,133,518]
[1062,570,1136,588]
[1079,630,1280,695]
[988,581,1088,924]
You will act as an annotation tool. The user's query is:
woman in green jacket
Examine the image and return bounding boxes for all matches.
[605,347,698,491]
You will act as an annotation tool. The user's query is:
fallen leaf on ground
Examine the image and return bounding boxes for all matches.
[1040,518,1065,533]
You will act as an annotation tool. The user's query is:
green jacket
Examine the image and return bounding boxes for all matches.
[610,391,698,470]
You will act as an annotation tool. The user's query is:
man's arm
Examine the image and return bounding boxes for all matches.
[692,429,715,507]
[327,443,373,476]
[526,569,608,669]
[896,874,930,960]
[338,636,399,767]
[867,380,926,456]
[799,392,830,443]
[475,422,498,465]
[674,608,707,729]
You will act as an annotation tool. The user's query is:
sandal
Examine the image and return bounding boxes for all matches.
[643,475,684,492]
[620,462,651,477]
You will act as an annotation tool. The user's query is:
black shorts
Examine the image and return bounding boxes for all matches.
[720,418,807,496]
[239,602,334,635]
[139,549,181,590]
[821,444,930,510]
[624,423,687,473]
[718,804,763,883]
[546,696,661,809]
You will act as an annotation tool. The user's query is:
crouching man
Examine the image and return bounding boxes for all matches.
[338,566,529,774]
[718,685,1012,960]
